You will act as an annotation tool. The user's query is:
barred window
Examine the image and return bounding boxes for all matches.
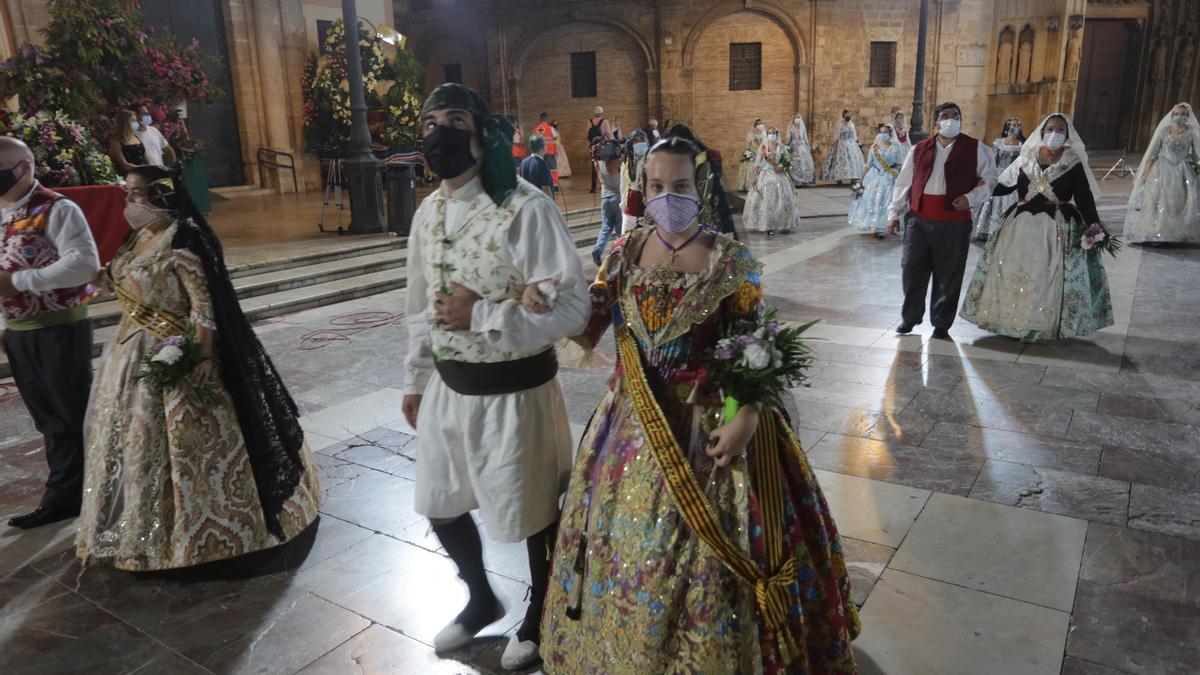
[729,42,762,91]
[570,52,598,98]
[869,41,897,88]
[443,63,462,84]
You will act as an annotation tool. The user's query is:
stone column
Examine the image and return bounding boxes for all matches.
[252,0,295,191]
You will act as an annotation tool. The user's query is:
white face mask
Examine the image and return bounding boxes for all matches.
[938,118,962,138]
[1044,131,1067,151]
[876,133,890,145]
[1173,113,1188,124]
[140,115,152,127]
[124,201,167,230]
[130,121,140,132]
[767,133,779,141]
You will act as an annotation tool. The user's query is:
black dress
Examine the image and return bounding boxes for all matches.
[121,142,147,168]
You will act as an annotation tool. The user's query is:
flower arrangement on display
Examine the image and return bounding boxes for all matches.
[0,0,220,165]
[301,19,424,155]
[0,110,119,187]
[1080,223,1122,258]
[707,309,818,423]
[135,325,219,407]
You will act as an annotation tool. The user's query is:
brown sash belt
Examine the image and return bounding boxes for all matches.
[434,349,558,396]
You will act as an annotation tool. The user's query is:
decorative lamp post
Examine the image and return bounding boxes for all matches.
[340,0,385,234]
[910,0,931,142]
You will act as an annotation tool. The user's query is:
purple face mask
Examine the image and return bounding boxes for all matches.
[645,192,701,235]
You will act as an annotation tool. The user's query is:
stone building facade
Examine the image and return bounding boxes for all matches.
[400,0,1199,179]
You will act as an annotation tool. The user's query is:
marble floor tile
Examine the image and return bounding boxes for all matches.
[920,335,1025,363]
[326,426,418,477]
[854,569,1070,675]
[318,468,440,551]
[792,380,919,413]
[1040,366,1200,401]
[1017,334,1127,372]
[889,493,1087,611]
[1096,392,1200,426]
[806,341,927,371]
[299,623,490,675]
[810,361,963,393]
[295,534,530,648]
[901,390,1075,438]
[813,469,930,548]
[1067,411,1200,454]
[968,460,1130,526]
[790,398,936,446]
[0,593,209,675]
[1079,522,1200,608]
[1059,657,1128,675]
[950,378,1100,412]
[807,433,984,496]
[841,537,894,608]
[923,353,1047,385]
[800,322,888,348]
[0,565,69,619]
[1099,443,1200,492]
[299,388,408,442]
[1067,580,1200,675]
[1127,484,1200,541]
[0,518,78,577]
[920,422,1102,475]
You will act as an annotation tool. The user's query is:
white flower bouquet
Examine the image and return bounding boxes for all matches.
[707,309,817,423]
[135,325,219,406]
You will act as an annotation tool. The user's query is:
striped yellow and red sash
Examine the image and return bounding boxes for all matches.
[616,325,801,663]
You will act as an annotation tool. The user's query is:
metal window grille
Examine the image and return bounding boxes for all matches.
[729,42,762,91]
[869,42,897,88]
[443,63,463,84]
[570,52,598,98]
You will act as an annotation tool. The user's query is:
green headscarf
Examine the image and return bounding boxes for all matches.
[421,83,517,206]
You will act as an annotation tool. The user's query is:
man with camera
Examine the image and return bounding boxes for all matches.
[586,106,613,193]
[591,138,624,265]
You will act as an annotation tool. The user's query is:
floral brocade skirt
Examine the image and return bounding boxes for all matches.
[541,386,860,674]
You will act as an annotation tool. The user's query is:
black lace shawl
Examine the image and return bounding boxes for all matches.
[132,166,305,538]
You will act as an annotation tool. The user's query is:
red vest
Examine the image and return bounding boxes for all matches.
[1,185,91,320]
[910,135,979,221]
[533,122,557,155]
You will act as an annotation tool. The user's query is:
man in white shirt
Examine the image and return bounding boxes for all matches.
[134,105,177,168]
[402,84,589,671]
[886,102,998,339]
[0,137,100,529]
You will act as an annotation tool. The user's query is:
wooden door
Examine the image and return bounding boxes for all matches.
[141,0,247,187]
[1075,20,1134,149]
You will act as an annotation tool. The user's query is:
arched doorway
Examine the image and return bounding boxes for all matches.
[684,8,804,187]
[512,20,651,178]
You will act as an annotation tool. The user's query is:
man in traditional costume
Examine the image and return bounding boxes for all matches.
[0,136,100,529]
[401,83,590,671]
[887,102,998,339]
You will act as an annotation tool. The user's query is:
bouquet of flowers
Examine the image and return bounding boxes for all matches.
[850,179,865,198]
[134,325,220,406]
[742,148,755,163]
[775,151,793,174]
[1080,223,1122,258]
[0,110,118,187]
[707,310,818,423]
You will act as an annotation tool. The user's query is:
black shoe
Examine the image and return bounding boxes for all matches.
[932,328,951,340]
[592,250,602,267]
[873,232,886,239]
[895,323,915,334]
[8,504,80,529]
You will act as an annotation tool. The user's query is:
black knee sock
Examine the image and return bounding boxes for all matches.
[517,521,558,643]
[432,515,498,628]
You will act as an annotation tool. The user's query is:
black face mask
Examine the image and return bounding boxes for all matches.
[0,162,25,195]
[422,125,478,180]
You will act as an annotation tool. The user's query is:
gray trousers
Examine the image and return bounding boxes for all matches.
[900,215,973,330]
[3,319,93,509]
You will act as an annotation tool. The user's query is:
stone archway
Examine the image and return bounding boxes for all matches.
[414,32,489,98]
[681,3,808,184]
[508,16,653,175]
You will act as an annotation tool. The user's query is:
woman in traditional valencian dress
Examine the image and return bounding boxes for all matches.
[737,119,766,192]
[539,137,859,674]
[1124,103,1200,245]
[972,117,1025,241]
[785,114,816,186]
[849,124,904,238]
[552,121,573,178]
[961,113,1115,342]
[821,109,864,184]
[76,166,321,571]
[744,128,802,234]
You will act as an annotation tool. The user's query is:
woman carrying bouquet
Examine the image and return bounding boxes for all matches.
[848,124,903,239]
[76,165,321,570]
[821,109,864,184]
[971,117,1025,241]
[960,113,1115,342]
[1124,103,1200,245]
[737,119,766,192]
[534,137,859,673]
[744,127,802,234]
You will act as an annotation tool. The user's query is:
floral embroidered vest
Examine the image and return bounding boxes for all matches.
[423,179,542,363]
[1,185,90,320]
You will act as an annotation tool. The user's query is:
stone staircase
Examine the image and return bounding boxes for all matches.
[0,207,602,379]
